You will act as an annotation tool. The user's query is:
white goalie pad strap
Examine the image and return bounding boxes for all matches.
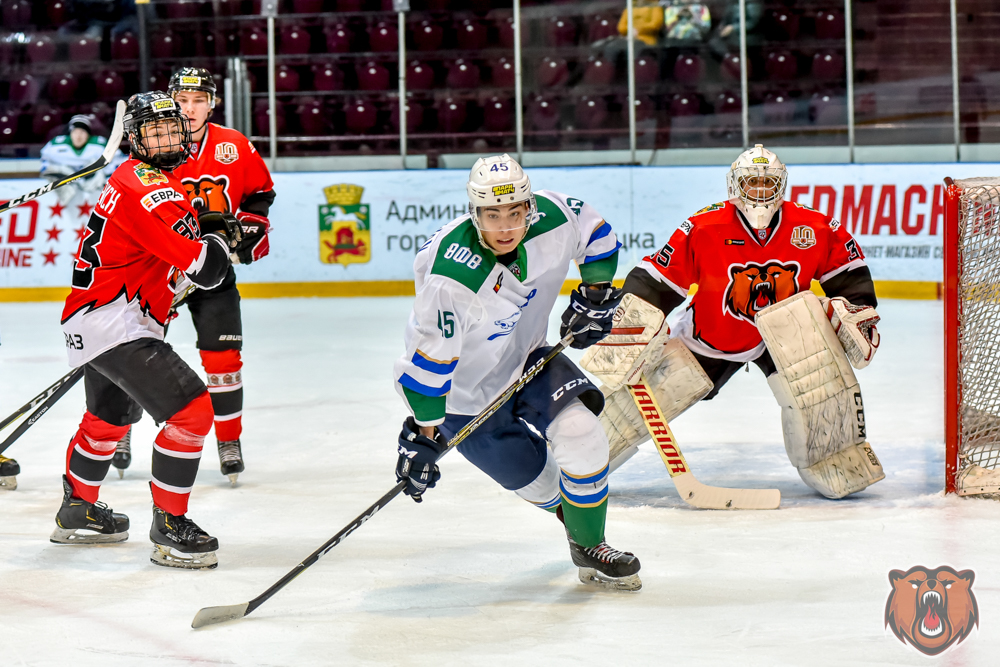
[599,337,713,470]
[756,291,867,470]
[820,297,881,370]
[581,293,667,391]
[797,442,885,499]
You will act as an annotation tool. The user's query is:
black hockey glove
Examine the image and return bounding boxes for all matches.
[198,210,243,249]
[230,212,271,265]
[396,416,448,503]
[560,282,623,349]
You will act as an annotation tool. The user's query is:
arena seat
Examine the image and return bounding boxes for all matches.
[673,53,705,85]
[111,32,139,60]
[337,0,363,10]
[406,60,435,90]
[46,0,70,27]
[632,94,655,122]
[253,102,287,136]
[280,24,311,55]
[0,112,19,143]
[761,91,795,125]
[815,10,845,40]
[435,96,468,134]
[356,61,391,91]
[275,65,301,93]
[574,95,608,130]
[242,26,269,57]
[95,70,125,99]
[582,56,614,86]
[297,100,328,136]
[3,1,32,29]
[810,90,846,125]
[369,21,398,53]
[391,97,425,133]
[529,96,560,131]
[456,19,487,50]
[811,51,845,81]
[498,16,515,49]
[669,91,701,117]
[165,0,200,19]
[490,57,515,88]
[721,52,750,82]
[292,0,323,12]
[413,20,444,51]
[714,91,741,115]
[446,59,480,89]
[32,105,62,141]
[765,50,798,81]
[48,71,79,104]
[325,23,352,53]
[548,17,578,47]
[10,75,40,106]
[151,30,179,58]
[483,95,513,132]
[27,34,58,64]
[216,0,242,15]
[345,98,378,134]
[537,57,570,88]
[587,14,618,44]
[768,10,800,40]
[634,54,659,85]
[312,64,344,92]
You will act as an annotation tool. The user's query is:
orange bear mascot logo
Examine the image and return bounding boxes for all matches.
[723,261,799,322]
[182,176,232,213]
[885,566,978,656]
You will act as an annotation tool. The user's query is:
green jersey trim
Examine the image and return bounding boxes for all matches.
[579,253,618,284]
[402,387,447,424]
[525,194,571,241]
[429,219,497,293]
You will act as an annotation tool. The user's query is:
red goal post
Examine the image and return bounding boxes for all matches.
[944,177,1000,496]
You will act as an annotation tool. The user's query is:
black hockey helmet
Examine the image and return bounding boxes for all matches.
[123,91,192,170]
[168,67,217,110]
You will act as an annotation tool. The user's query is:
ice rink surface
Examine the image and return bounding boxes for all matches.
[1,296,996,666]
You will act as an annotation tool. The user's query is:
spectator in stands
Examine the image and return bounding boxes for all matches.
[40,114,126,204]
[707,0,764,60]
[663,2,712,42]
[617,0,665,46]
[60,0,137,39]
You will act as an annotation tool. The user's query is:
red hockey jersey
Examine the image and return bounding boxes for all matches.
[61,158,207,367]
[637,200,867,362]
[171,123,273,214]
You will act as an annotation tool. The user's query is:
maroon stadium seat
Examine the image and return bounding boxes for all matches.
[275,65,301,93]
[582,56,614,86]
[69,35,100,61]
[96,70,125,99]
[810,90,845,125]
[413,20,444,51]
[46,0,70,27]
[529,96,560,131]
[10,75,40,105]
[356,61,391,91]
[714,91,741,114]
[456,19,487,50]
[337,0,363,10]
[216,0,242,16]
[253,103,287,136]
[763,91,795,125]
[345,98,378,134]
[633,94,655,122]
[390,98,424,133]
[446,59,480,89]
[407,60,435,90]
[151,30,179,58]
[765,50,797,81]
[48,71,79,104]
[537,57,570,88]
[669,92,701,117]
[27,34,58,63]
[574,95,607,130]
[369,20,397,53]
[165,0,200,19]
[721,52,750,82]
[634,54,659,85]
[280,24,311,55]
[0,112,19,143]
[112,32,140,60]
[498,16,515,49]
[768,10,800,40]
[312,64,344,92]
[483,95,512,132]
[436,96,469,134]
[325,23,351,53]
[297,100,328,136]
[673,53,705,85]
[548,17,578,47]
[815,10,845,40]
[242,26,269,57]
[811,51,844,80]
[292,0,323,12]
[588,14,618,44]
[2,1,32,29]
[32,105,62,141]
[490,57,515,88]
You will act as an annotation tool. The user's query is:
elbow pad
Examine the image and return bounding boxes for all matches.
[185,233,231,289]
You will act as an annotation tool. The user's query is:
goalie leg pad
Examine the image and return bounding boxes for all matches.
[756,292,881,497]
[600,338,713,471]
[797,442,885,499]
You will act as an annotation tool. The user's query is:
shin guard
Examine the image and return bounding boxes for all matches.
[150,392,214,515]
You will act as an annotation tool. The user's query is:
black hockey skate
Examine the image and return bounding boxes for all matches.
[50,475,129,544]
[0,454,20,490]
[217,439,244,486]
[150,505,219,569]
[112,428,132,479]
[568,536,642,591]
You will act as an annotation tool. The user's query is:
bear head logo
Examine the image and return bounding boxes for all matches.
[885,565,978,656]
[723,260,799,323]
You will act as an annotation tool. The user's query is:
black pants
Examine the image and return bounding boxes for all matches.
[695,349,777,401]
[183,264,242,352]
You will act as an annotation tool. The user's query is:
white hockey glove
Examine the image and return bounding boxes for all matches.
[820,297,880,370]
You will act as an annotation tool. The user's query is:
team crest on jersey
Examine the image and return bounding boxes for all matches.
[215,142,239,165]
[181,175,232,213]
[319,183,370,266]
[134,163,168,187]
[790,225,817,249]
[693,202,725,216]
[724,260,800,323]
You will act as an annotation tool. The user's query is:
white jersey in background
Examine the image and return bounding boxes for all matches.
[394,189,621,423]
[40,134,125,203]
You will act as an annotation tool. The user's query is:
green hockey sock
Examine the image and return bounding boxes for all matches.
[560,496,607,548]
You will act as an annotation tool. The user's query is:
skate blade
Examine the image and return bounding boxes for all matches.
[151,543,218,569]
[50,527,129,544]
[227,473,239,487]
[116,467,124,479]
[578,567,642,592]
[0,475,17,490]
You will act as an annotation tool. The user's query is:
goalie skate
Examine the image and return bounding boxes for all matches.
[0,455,19,490]
[150,506,219,569]
[569,537,642,592]
[50,475,129,544]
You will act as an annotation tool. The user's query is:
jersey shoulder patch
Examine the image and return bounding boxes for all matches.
[524,193,571,241]
[430,219,496,292]
[133,163,169,188]
[692,202,726,217]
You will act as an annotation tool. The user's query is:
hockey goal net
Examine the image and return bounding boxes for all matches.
[945,177,1000,495]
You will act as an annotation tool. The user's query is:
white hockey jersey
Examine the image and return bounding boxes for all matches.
[394,190,621,425]
[40,134,126,203]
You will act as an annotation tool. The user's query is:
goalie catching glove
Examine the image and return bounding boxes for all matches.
[560,282,623,349]
[396,417,448,502]
[231,211,271,265]
[820,297,880,369]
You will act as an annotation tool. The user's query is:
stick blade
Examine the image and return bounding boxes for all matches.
[672,472,781,510]
[191,602,250,629]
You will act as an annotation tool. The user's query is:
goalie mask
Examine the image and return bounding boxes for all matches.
[467,154,537,252]
[727,144,788,230]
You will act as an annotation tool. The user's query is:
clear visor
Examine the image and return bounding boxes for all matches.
[733,167,787,206]
[474,202,531,234]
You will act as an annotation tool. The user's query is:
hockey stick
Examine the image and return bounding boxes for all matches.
[0,99,126,215]
[628,377,781,510]
[0,367,84,456]
[191,331,577,629]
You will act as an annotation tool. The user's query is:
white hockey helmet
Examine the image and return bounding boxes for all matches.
[727,144,788,229]
[467,153,537,247]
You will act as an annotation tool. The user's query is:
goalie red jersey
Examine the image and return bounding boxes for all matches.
[172,123,273,214]
[61,158,207,367]
[636,200,867,362]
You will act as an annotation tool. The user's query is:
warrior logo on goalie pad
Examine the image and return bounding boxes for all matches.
[724,260,800,323]
[885,565,979,656]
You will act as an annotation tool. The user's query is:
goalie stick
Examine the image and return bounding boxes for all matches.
[191,331,577,629]
[628,377,781,510]
[0,99,126,215]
